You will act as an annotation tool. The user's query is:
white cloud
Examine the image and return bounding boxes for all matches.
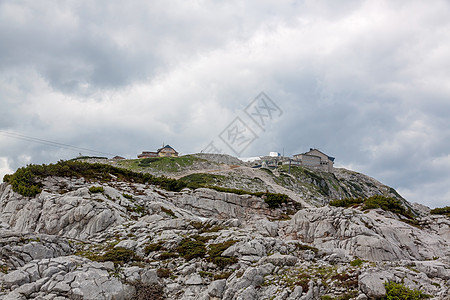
[0,157,12,183]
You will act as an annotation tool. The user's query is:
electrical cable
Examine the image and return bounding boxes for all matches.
[0,130,115,156]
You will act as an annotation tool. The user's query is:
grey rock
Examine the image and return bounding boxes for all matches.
[141,269,158,284]
[3,270,30,288]
[287,286,303,300]
[207,279,227,298]
[185,273,203,285]
[358,271,395,298]
[302,250,315,261]
[261,253,298,266]
[222,240,266,258]
[115,239,138,250]
[237,286,258,300]
[287,206,449,261]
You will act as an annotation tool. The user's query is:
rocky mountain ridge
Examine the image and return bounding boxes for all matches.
[0,158,449,299]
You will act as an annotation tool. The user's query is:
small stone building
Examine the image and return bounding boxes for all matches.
[293,148,335,172]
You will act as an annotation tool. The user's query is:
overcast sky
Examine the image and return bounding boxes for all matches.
[1,0,450,208]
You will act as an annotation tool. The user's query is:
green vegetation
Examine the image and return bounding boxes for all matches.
[383,281,430,299]
[179,173,226,189]
[156,268,171,278]
[97,247,138,264]
[207,240,238,268]
[126,155,209,172]
[190,221,224,234]
[122,193,133,200]
[264,193,289,208]
[158,252,178,260]
[0,264,8,274]
[278,165,330,196]
[4,161,291,207]
[144,242,165,255]
[89,186,104,193]
[179,173,290,208]
[364,195,414,219]
[295,243,319,254]
[161,207,176,218]
[3,160,187,197]
[133,281,164,300]
[329,195,414,220]
[349,258,365,267]
[177,238,206,260]
[3,168,41,197]
[213,271,233,280]
[329,198,364,208]
[430,206,450,216]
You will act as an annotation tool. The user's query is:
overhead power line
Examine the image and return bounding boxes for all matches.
[0,130,115,157]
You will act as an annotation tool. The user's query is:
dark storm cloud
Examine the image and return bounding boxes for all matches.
[1,0,450,208]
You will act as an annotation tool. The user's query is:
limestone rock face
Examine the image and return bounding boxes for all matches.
[286,206,449,261]
[2,256,134,299]
[0,232,72,269]
[0,170,449,300]
[0,185,125,240]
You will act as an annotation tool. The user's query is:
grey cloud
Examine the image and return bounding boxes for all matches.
[1,0,450,208]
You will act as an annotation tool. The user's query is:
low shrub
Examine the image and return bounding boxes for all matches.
[89,186,104,193]
[350,258,364,267]
[264,193,289,208]
[156,268,171,278]
[144,242,165,255]
[97,247,137,264]
[329,198,364,208]
[158,252,179,260]
[295,243,319,254]
[384,281,430,299]
[133,281,164,300]
[177,238,206,260]
[207,240,238,268]
[161,207,176,218]
[2,160,191,197]
[3,168,42,197]
[214,271,233,280]
[122,193,133,200]
[363,195,413,218]
[330,195,414,220]
[430,206,450,216]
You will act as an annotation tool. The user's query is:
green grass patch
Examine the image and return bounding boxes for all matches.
[136,155,207,172]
